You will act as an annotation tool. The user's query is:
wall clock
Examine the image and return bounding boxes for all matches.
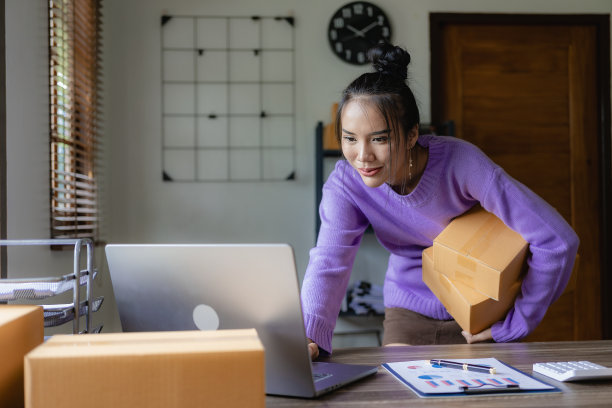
[327,1,392,65]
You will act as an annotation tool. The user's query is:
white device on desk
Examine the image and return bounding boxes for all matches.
[105,243,378,398]
[533,361,612,381]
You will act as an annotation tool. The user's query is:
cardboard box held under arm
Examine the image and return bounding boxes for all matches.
[433,206,528,300]
[25,329,265,408]
[0,305,44,408]
[422,247,522,334]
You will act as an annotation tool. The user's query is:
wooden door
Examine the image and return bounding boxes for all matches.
[431,16,608,341]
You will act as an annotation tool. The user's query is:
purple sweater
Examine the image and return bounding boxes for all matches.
[302,134,579,353]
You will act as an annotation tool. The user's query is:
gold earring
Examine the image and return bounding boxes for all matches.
[409,147,413,182]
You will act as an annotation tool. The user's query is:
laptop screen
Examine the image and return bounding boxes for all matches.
[105,243,317,396]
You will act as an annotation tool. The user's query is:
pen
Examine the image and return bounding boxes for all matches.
[429,359,497,374]
[461,384,520,394]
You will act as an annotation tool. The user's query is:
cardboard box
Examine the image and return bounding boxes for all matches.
[433,206,528,300]
[423,247,521,334]
[323,102,340,150]
[25,329,265,408]
[0,305,44,408]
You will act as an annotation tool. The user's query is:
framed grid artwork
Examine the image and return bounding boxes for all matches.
[161,15,296,182]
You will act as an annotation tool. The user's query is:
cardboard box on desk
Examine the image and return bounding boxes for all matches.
[433,206,528,300]
[0,305,44,408]
[25,329,265,408]
[423,247,522,334]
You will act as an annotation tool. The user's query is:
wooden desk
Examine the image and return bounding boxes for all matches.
[266,340,612,407]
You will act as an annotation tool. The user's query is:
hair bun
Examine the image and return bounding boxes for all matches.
[368,43,411,80]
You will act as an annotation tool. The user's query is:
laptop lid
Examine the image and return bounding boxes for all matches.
[105,244,376,398]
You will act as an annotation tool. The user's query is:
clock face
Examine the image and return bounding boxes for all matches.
[327,1,392,65]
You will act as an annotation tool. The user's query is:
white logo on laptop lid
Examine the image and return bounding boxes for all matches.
[192,304,220,330]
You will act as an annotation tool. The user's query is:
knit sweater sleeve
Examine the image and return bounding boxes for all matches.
[478,165,579,342]
[301,163,369,353]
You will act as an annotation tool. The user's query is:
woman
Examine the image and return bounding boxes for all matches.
[302,43,579,359]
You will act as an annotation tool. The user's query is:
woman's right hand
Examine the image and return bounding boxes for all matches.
[307,339,319,360]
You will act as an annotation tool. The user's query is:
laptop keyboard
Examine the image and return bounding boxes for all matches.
[313,372,333,382]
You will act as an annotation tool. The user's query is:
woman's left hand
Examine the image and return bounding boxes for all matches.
[462,328,493,343]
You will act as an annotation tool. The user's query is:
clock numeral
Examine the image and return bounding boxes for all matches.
[357,52,365,64]
[378,15,385,25]
[330,29,337,40]
[367,6,373,17]
[342,8,352,18]
[382,26,389,37]
[333,17,344,29]
[353,4,363,14]
[335,42,343,53]
[345,49,352,60]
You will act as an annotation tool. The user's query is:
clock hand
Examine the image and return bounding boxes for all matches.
[360,20,380,35]
[346,24,365,38]
[341,34,358,41]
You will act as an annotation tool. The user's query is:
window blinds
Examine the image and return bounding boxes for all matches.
[49,0,101,240]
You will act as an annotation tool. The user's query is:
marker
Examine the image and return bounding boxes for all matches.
[429,359,497,374]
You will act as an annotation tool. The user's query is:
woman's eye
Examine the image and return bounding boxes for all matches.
[373,137,388,143]
[343,135,356,142]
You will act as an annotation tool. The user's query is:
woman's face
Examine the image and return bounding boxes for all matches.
[340,98,411,188]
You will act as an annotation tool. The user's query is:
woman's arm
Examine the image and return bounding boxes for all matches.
[479,167,579,342]
[301,164,370,353]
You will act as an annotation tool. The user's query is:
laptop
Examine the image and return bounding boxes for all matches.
[105,243,378,398]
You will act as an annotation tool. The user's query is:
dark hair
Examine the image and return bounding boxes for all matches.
[335,43,420,186]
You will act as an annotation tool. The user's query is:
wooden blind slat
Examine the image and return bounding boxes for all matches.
[53,196,97,206]
[53,216,99,222]
[52,187,97,198]
[52,182,96,189]
[52,225,98,231]
[51,169,94,180]
[53,233,98,239]
[53,206,97,214]
[51,131,99,151]
[52,187,97,196]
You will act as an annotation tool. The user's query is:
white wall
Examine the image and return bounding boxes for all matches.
[5,0,612,336]
[103,0,612,282]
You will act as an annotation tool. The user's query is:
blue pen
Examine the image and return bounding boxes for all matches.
[429,359,497,375]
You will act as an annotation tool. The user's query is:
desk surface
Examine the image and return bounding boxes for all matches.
[266,340,612,407]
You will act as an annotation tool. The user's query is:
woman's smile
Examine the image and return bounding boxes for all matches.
[358,167,383,177]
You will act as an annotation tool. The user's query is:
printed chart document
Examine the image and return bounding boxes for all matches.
[383,357,560,398]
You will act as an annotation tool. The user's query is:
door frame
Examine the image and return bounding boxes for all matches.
[0,0,6,279]
[429,13,612,339]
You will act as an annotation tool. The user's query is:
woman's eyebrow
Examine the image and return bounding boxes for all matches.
[341,128,390,135]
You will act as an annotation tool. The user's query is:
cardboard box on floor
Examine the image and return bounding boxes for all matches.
[25,329,265,408]
[0,305,44,408]
[433,205,528,300]
[423,247,522,334]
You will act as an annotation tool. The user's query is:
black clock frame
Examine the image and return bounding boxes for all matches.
[327,1,392,65]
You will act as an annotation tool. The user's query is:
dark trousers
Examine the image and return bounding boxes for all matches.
[382,307,467,345]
